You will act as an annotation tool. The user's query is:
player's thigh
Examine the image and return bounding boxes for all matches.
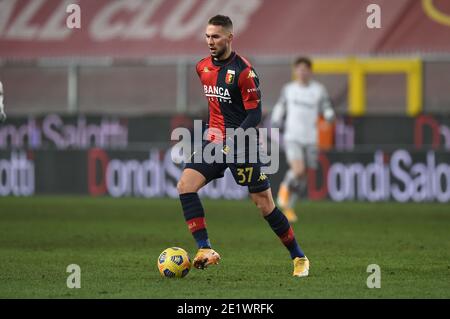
[249,188,275,216]
[228,161,270,193]
[179,160,228,193]
[177,168,207,194]
[289,159,306,177]
[285,141,306,176]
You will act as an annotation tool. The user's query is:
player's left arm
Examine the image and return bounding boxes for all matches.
[0,81,6,123]
[238,67,262,130]
[319,84,335,122]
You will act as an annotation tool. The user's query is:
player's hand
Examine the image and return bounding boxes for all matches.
[221,135,248,163]
[323,108,335,122]
[221,136,234,155]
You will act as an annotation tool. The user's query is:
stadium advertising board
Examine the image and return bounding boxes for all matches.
[0,114,177,150]
[2,114,450,151]
[0,151,34,196]
[1,0,449,57]
[1,148,448,203]
[86,148,247,200]
[0,114,128,150]
[308,150,450,203]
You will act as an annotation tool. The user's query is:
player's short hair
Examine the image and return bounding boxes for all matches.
[208,15,233,31]
[294,56,312,69]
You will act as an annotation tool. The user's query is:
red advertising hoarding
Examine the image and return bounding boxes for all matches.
[1,0,450,58]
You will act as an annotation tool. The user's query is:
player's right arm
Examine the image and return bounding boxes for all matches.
[0,81,6,123]
[195,60,202,78]
[318,84,335,122]
[271,85,287,128]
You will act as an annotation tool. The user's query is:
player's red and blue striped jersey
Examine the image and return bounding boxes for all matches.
[196,52,261,142]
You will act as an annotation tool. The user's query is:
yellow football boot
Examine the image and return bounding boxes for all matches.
[293,256,309,277]
[277,184,290,209]
[193,248,221,269]
[283,207,298,223]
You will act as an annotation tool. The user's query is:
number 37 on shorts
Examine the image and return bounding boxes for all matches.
[229,163,268,187]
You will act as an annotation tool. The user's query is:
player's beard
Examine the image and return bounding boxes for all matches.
[212,46,227,60]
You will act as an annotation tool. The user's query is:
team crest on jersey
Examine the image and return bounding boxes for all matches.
[203,67,210,73]
[225,69,235,84]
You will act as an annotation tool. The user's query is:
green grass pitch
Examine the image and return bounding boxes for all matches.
[0,196,449,298]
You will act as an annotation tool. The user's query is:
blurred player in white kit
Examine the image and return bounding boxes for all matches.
[271,57,335,223]
[0,81,6,122]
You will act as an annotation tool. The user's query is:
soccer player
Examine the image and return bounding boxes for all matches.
[0,81,6,123]
[271,57,335,223]
[176,15,309,277]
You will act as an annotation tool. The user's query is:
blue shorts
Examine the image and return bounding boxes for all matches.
[184,142,270,194]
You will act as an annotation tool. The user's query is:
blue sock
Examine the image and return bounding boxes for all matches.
[264,207,305,259]
[179,192,211,249]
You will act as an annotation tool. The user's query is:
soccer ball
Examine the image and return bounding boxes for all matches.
[157,247,191,278]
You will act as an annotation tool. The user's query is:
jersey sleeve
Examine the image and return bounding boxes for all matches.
[271,85,288,127]
[318,84,335,121]
[238,66,261,110]
[195,62,202,78]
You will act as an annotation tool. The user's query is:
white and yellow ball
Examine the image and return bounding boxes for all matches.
[157,247,191,278]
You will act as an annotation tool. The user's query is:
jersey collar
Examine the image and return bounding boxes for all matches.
[211,51,236,68]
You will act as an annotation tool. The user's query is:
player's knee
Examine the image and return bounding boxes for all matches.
[252,195,274,216]
[256,202,270,215]
[290,162,306,179]
[293,168,306,179]
[177,179,198,194]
